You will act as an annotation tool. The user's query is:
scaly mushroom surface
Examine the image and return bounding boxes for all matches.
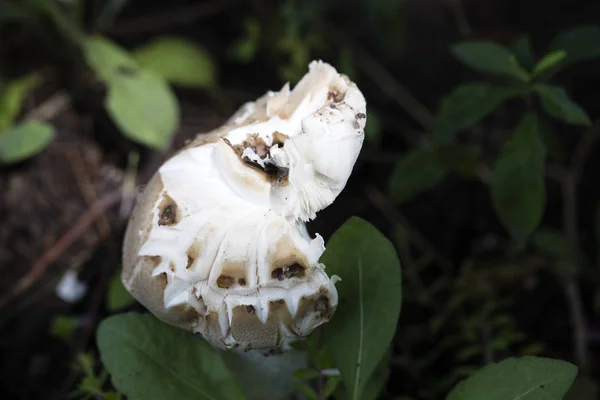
[122,60,367,351]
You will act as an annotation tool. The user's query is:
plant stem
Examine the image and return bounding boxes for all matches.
[559,121,600,373]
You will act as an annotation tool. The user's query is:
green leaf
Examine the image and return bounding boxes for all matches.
[229,18,261,64]
[549,25,600,66]
[491,113,545,243]
[292,380,318,400]
[447,356,578,400]
[106,269,135,311]
[324,375,342,398]
[0,73,42,132]
[321,217,402,400]
[82,36,180,149]
[434,83,523,141]
[531,50,566,79]
[389,146,449,205]
[97,313,246,400]
[0,120,54,164]
[134,37,216,89]
[293,368,320,381]
[510,35,535,69]
[103,392,123,400]
[535,84,591,126]
[451,41,530,81]
[49,315,77,341]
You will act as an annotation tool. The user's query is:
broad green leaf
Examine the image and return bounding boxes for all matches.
[106,269,135,311]
[97,313,246,400]
[434,83,523,142]
[321,217,401,400]
[535,84,591,126]
[549,25,600,66]
[531,50,566,79]
[447,356,577,400]
[532,228,584,276]
[0,120,54,164]
[82,36,180,149]
[134,37,216,88]
[491,113,545,243]
[451,41,530,81]
[389,146,449,205]
[0,73,41,132]
[510,35,535,69]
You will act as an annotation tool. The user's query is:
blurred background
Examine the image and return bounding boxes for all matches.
[1,0,600,398]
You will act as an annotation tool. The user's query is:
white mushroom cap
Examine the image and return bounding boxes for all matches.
[122,61,366,351]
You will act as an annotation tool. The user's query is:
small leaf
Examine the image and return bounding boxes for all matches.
[535,84,591,126]
[293,368,320,381]
[389,146,449,205]
[292,380,318,400]
[97,313,246,400]
[321,217,402,400]
[229,18,261,64]
[491,113,545,243]
[510,35,535,69]
[103,392,123,400]
[49,315,77,341]
[0,120,54,164]
[82,36,180,149]
[447,356,578,400]
[451,41,530,81]
[134,37,216,88]
[106,269,135,311]
[531,50,566,79]
[323,375,342,398]
[434,83,523,142]
[549,25,600,66]
[0,73,42,132]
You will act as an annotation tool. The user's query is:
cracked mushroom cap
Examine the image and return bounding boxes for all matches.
[122,60,366,351]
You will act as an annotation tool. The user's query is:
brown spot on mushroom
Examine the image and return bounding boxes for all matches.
[284,263,306,279]
[272,131,289,147]
[271,268,285,281]
[356,112,366,119]
[148,255,162,268]
[327,87,344,102]
[238,278,247,286]
[315,295,330,317]
[158,194,179,226]
[272,263,306,281]
[169,263,175,272]
[352,120,360,129]
[245,305,255,314]
[186,240,202,270]
[217,275,235,289]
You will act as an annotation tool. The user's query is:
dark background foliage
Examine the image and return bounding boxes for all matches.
[1,0,600,399]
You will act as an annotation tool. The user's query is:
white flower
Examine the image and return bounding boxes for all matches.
[122,61,366,351]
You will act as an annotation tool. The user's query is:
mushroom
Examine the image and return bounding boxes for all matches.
[122,60,366,351]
